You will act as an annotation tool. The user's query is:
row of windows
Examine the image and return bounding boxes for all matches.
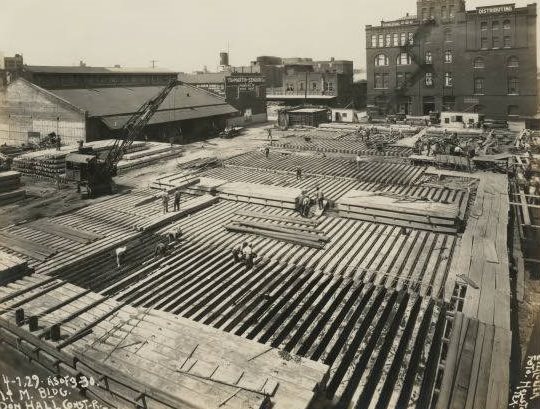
[375,72,520,94]
[481,20,511,30]
[481,35,513,49]
[370,30,452,48]
[374,52,519,68]
[285,82,334,91]
[370,32,414,48]
[421,5,455,20]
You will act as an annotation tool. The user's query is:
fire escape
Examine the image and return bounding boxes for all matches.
[387,18,437,114]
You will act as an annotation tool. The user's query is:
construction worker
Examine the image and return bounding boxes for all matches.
[173,189,181,212]
[315,187,325,210]
[154,242,167,258]
[243,242,254,269]
[355,154,362,171]
[115,246,127,268]
[301,195,311,217]
[55,136,61,151]
[161,190,169,214]
[232,242,244,263]
[297,191,306,216]
[296,167,302,180]
[264,146,270,158]
[167,226,183,244]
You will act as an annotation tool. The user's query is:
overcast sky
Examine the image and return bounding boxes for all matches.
[1,0,537,72]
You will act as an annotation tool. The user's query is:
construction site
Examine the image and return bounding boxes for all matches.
[0,80,539,408]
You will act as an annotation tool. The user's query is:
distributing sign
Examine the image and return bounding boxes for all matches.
[477,4,514,14]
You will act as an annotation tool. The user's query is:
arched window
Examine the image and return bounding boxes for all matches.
[425,51,433,64]
[492,21,499,30]
[393,33,399,46]
[473,57,484,68]
[385,34,391,47]
[444,50,453,63]
[397,53,411,65]
[503,19,511,29]
[374,54,389,66]
[507,56,519,67]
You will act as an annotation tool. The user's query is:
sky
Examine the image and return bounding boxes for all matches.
[1,0,538,72]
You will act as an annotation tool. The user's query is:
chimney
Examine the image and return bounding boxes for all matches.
[330,57,335,62]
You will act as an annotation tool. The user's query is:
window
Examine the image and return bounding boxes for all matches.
[473,57,484,68]
[508,77,519,94]
[385,34,391,47]
[378,34,384,47]
[449,5,455,17]
[408,32,414,45]
[492,21,499,30]
[444,29,452,42]
[312,82,317,90]
[371,35,377,48]
[425,51,433,64]
[286,83,294,91]
[425,72,434,86]
[397,52,411,65]
[503,19,511,29]
[441,6,447,19]
[422,8,428,20]
[393,33,399,46]
[481,37,488,49]
[492,37,500,48]
[299,82,304,91]
[444,72,453,87]
[474,77,484,94]
[400,32,406,46]
[507,56,519,67]
[374,53,389,66]
[396,72,411,87]
[481,22,488,31]
[327,82,334,91]
[374,73,389,89]
[444,50,453,63]
[429,7,434,18]
[503,36,511,47]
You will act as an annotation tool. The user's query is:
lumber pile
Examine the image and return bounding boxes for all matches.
[177,156,220,170]
[336,189,461,233]
[117,143,183,173]
[226,209,328,249]
[435,313,510,409]
[0,250,31,285]
[410,154,471,170]
[0,230,57,262]
[12,151,66,178]
[0,171,25,205]
[217,182,302,209]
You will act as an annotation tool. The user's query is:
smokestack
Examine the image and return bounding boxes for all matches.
[220,52,229,67]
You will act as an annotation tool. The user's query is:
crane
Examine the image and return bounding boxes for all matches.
[65,79,178,197]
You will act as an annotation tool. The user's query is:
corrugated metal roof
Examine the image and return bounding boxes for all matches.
[178,72,228,84]
[26,65,177,74]
[47,84,238,128]
[101,104,238,129]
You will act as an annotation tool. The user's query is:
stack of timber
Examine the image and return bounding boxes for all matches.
[177,156,220,170]
[224,152,426,185]
[201,166,470,211]
[217,182,302,209]
[101,249,448,409]
[336,189,462,233]
[149,171,200,190]
[226,210,328,248]
[0,250,31,285]
[0,170,25,205]
[157,202,456,295]
[319,123,421,136]
[435,312,511,409]
[116,142,183,173]
[0,278,328,409]
[410,154,471,170]
[271,136,412,157]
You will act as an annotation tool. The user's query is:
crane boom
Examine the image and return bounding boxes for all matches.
[104,79,178,174]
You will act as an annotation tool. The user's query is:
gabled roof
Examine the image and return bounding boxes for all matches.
[46,83,238,129]
[25,65,177,75]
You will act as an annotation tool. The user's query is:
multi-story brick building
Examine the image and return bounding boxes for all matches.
[365,1,537,119]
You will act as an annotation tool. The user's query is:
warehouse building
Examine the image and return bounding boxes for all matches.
[365,1,537,118]
[0,77,238,145]
[178,67,267,126]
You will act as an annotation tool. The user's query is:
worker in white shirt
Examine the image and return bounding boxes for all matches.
[115,246,127,268]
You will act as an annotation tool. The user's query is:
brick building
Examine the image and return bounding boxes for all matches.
[178,67,267,125]
[255,57,355,108]
[365,1,537,118]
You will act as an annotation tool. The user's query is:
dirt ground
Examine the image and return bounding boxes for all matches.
[0,124,270,229]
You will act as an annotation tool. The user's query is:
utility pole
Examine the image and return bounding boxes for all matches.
[150,60,158,68]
